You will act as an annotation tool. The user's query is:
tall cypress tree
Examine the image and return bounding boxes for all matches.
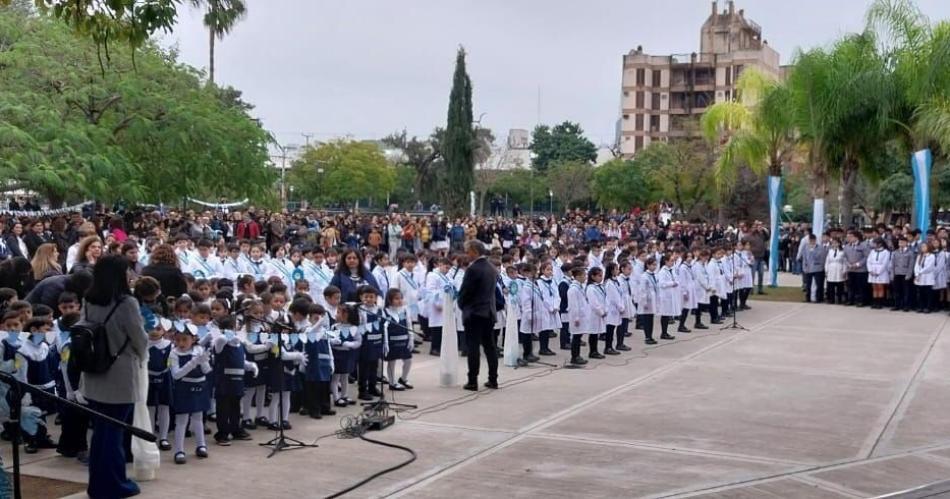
[442,46,475,216]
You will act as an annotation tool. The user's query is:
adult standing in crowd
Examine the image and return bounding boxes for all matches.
[30,242,62,281]
[457,240,499,391]
[79,255,147,499]
[142,244,187,305]
[329,248,380,303]
[70,235,103,274]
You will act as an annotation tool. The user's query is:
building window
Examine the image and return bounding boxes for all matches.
[652,70,661,87]
[651,92,660,110]
[635,136,644,150]
[635,114,644,131]
[635,91,644,108]
[622,114,629,120]
[624,136,630,141]
[725,67,732,86]
[650,115,660,131]
[725,90,731,101]
[636,68,645,86]
[623,91,629,97]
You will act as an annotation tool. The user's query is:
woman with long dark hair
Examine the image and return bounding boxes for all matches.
[329,248,380,303]
[79,255,147,499]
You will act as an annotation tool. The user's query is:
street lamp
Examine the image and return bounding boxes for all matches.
[273,142,299,208]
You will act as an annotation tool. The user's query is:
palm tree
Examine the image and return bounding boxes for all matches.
[191,0,247,84]
[867,0,950,229]
[701,67,795,286]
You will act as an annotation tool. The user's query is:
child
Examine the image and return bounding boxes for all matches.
[357,286,383,401]
[657,254,679,341]
[639,257,660,345]
[566,267,589,365]
[244,244,269,282]
[617,260,635,351]
[329,303,362,407]
[603,262,624,356]
[691,250,714,328]
[395,254,421,327]
[676,252,697,333]
[169,326,212,464]
[371,253,393,298]
[302,303,335,419]
[557,263,573,351]
[383,289,413,390]
[584,267,607,359]
[536,262,560,356]
[323,286,341,326]
[268,301,308,430]
[424,257,452,356]
[191,303,214,344]
[20,317,57,453]
[240,300,272,430]
[146,316,173,451]
[518,263,542,363]
[212,315,257,445]
[736,242,754,310]
[54,312,88,462]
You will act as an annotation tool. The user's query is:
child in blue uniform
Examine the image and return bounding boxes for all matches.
[329,303,362,407]
[53,312,88,462]
[212,315,257,446]
[302,304,335,418]
[268,300,308,430]
[383,289,414,391]
[169,327,212,464]
[357,286,383,401]
[146,316,173,451]
[20,317,57,453]
[240,300,272,430]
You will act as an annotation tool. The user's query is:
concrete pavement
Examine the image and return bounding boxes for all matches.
[13,299,950,498]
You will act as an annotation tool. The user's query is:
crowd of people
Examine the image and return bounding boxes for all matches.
[0,202,934,498]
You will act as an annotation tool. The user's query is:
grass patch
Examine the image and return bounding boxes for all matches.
[749,287,803,303]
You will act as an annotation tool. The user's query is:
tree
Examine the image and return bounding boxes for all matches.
[190,0,247,84]
[547,161,592,210]
[529,121,597,171]
[592,158,653,210]
[0,8,273,205]
[441,46,475,216]
[289,140,394,207]
[876,172,914,221]
[381,128,444,203]
[636,141,718,220]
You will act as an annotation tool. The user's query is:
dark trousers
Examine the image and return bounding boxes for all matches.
[464,315,498,384]
[358,358,380,394]
[709,296,720,322]
[518,332,534,358]
[893,275,911,310]
[588,332,600,355]
[804,272,825,302]
[605,324,617,350]
[56,402,89,456]
[827,281,845,304]
[917,285,934,312]
[661,316,672,336]
[694,306,705,326]
[429,326,443,354]
[618,319,629,347]
[847,272,866,304]
[87,400,138,499]
[215,394,241,439]
[570,334,583,359]
[639,314,654,340]
[303,380,332,415]
[559,322,570,349]
[539,329,553,352]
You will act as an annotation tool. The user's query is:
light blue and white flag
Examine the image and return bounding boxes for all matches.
[768,176,782,287]
[912,149,932,233]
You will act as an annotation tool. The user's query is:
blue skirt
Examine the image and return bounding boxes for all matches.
[385,338,412,361]
[147,372,173,407]
[172,380,209,415]
[332,348,356,375]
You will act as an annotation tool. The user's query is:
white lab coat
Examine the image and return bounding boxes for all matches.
[914,254,936,286]
[424,270,452,328]
[657,266,681,317]
[691,262,711,305]
[537,277,562,331]
[518,280,545,334]
[605,278,625,326]
[707,259,727,298]
[619,274,637,319]
[638,271,659,315]
[825,248,848,283]
[394,269,421,322]
[677,263,698,310]
[867,249,892,285]
[585,283,607,334]
[567,283,589,335]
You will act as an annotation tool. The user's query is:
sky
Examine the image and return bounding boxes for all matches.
[162,0,950,148]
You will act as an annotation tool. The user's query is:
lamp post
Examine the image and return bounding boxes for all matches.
[273,142,299,208]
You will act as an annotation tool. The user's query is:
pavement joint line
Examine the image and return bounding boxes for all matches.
[686,359,903,382]
[383,305,805,498]
[399,419,517,435]
[527,432,813,466]
[770,323,936,337]
[794,474,868,498]
[862,314,950,459]
[912,451,950,468]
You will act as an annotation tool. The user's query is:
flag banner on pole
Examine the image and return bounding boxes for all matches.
[812,198,824,239]
[768,176,782,287]
[912,149,932,233]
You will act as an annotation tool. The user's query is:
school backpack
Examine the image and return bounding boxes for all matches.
[69,300,129,374]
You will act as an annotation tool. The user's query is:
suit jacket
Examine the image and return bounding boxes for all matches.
[458,256,498,324]
[24,232,46,259]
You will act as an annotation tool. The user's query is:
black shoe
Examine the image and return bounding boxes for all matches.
[159,439,172,451]
[24,443,37,454]
[570,356,588,365]
[207,413,217,422]
[390,383,406,391]
[677,326,691,333]
[463,382,478,391]
[398,378,414,390]
[299,408,309,416]
[430,350,440,356]
[346,398,357,405]
[267,422,281,431]
[174,452,186,465]
[660,334,676,340]
[348,375,357,384]
[524,354,540,363]
[232,431,252,441]
[196,446,208,458]
[560,345,571,351]
[367,389,383,397]
[255,417,269,427]
[616,345,632,351]
[484,380,499,389]
[589,352,605,359]
[242,419,256,430]
[539,349,556,356]
[604,348,620,356]
[624,332,633,337]
[215,435,233,446]
[310,413,323,419]
[322,409,337,416]
[711,320,724,325]
[282,421,291,430]
[334,399,348,407]
[694,323,709,330]
[645,338,658,345]
[358,393,374,401]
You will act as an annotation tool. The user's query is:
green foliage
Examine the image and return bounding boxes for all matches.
[876,172,914,212]
[636,141,717,220]
[591,158,653,210]
[441,46,475,216]
[529,121,597,172]
[289,140,394,206]
[546,161,592,209]
[489,170,535,207]
[381,128,444,204]
[389,164,417,206]
[189,0,246,83]
[0,8,273,205]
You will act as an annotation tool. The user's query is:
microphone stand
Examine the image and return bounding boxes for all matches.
[245,316,319,458]
[721,250,748,331]
[0,371,157,499]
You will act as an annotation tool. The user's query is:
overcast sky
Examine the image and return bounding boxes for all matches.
[162,0,950,148]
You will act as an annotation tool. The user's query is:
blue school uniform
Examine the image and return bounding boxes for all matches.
[214,340,247,397]
[383,308,412,361]
[244,330,268,388]
[359,309,384,363]
[172,350,210,414]
[331,325,360,375]
[281,335,304,392]
[24,334,56,413]
[303,331,333,383]
[147,340,173,407]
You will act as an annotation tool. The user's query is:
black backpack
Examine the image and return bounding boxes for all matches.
[69,300,129,374]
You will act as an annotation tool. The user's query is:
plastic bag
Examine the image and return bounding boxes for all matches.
[439,292,459,387]
[131,359,160,481]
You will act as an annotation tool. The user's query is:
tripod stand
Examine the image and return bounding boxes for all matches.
[248,317,318,458]
[720,249,749,331]
[0,371,158,499]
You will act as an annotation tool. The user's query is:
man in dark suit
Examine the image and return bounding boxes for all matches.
[457,240,499,391]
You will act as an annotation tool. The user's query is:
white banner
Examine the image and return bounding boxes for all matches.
[812,198,824,238]
[0,201,90,217]
[186,198,249,209]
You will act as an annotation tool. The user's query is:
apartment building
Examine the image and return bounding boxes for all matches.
[618,1,781,158]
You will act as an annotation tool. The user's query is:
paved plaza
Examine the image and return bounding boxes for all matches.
[12,298,950,498]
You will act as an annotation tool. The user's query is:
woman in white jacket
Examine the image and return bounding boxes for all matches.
[824,238,848,305]
[656,254,680,341]
[866,238,892,309]
[914,243,936,313]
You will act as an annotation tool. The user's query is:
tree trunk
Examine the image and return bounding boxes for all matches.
[839,158,858,228]
[209,28,216,83]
